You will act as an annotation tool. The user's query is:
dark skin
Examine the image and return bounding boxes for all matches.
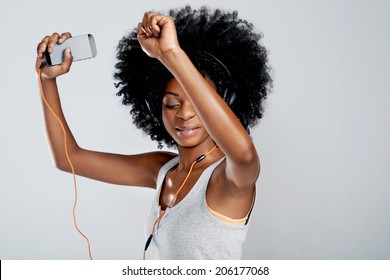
[35,12,260,220]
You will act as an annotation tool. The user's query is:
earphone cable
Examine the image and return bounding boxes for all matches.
[143,144,218,259]
[38,69,93,260]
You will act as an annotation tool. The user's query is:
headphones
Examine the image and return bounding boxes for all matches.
[195,49,237,106]
[144,49,250,132]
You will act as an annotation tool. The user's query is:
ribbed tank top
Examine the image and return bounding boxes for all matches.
[144,156,252,259]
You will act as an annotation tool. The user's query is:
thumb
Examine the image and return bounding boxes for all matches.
[60,47,73,73]
[35,56,46,74]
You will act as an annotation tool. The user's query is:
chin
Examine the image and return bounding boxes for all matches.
[174,135,213,149]
[175,138,202,148]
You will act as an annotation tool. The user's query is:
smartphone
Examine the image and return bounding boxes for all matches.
[44,34,97,66]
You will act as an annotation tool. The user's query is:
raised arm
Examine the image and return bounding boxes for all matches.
[137,14,260,190]
[35,32,173,188]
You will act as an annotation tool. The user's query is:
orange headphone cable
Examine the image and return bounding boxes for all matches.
[38,69,93,260]
[143,144,218,259]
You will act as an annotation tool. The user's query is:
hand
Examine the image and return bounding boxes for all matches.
[35,32,73,81]
[137,12,181,60]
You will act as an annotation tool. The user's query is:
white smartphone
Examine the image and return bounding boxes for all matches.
[44,34,97,66]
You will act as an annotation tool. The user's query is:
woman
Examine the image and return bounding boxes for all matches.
[35,6,271,259]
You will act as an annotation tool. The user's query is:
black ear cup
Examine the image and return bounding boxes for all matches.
[223,88,237,107]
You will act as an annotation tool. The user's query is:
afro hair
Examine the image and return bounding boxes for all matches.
[114,5,272,149]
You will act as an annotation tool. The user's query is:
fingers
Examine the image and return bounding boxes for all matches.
[137,23,148,39]
[35,32,73,79]
[35,55,46,73]
[141,12,162,37]
[59,47,73,73]
[37,36,50,58]
[47,32,60,53]
[58,32,72,44]
[35,47,73,80]
[36,32,72,58]
[150,15,161,36]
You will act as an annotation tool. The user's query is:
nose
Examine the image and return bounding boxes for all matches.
[176,101,196,121]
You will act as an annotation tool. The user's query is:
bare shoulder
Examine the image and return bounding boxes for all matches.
[140,150,177,185]
[147,150,177,170]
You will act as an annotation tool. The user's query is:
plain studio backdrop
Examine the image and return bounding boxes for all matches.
[0,0,389,260]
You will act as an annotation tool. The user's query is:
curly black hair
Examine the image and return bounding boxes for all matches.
[114,6,272,149]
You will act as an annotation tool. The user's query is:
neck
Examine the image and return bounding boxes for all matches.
[176,141,221,171]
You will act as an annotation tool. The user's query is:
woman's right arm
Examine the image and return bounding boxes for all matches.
[36,32,174,188]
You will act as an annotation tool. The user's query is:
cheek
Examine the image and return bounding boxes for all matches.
[162,109,175,129]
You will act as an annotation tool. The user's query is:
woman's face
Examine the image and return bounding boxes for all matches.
[162,78,212,148]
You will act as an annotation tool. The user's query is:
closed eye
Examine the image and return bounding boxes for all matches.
[165,104,179,109]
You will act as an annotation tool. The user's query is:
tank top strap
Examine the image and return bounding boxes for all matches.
[195,156,226,192]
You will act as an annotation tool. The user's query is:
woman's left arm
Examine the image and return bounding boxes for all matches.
[138,13,260,190]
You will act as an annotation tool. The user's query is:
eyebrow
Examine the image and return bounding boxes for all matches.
[163,91,179,97]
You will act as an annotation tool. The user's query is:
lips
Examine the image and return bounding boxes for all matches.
[175,126,200,137]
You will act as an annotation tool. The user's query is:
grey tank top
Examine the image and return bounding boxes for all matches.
[145,156,252,259]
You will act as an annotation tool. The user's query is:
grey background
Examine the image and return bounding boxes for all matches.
[0,0,389,259]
